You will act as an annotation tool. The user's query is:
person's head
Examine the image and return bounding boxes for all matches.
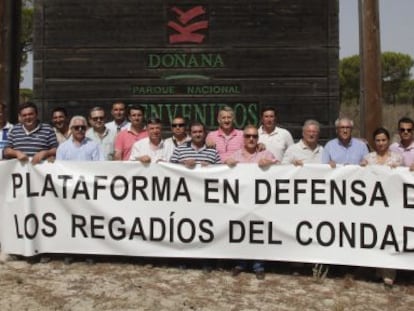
[51,107,69,131]
[189,121,206,147]
[373,127,391,154]
[170,116,187,138]
[260,106,277,132]
[397,117,414,145]
[335,117,354,143]
[88,106,106,132]
[243,124,259,152]
[217,106,235,133]
[127,104,145,129]
[110,101,127,123]
[18,102,39,131]
[146,118,162,143]
[302,119,320,147]
[69,116,88,142]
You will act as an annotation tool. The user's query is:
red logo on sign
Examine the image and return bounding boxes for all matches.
[168,6,208,44]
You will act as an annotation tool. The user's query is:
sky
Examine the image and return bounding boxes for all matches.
[20,0,414,89]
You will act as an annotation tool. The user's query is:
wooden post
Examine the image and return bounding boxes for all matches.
[359,0,382,147]
[0,0,21,123]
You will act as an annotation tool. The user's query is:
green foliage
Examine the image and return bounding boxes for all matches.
[339,52,414,104]
[20,0,34,81]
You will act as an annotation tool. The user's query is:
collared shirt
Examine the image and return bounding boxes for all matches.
[105,120,130,133]
[0,122,13,160]
[114,125,148,160]
[86,127,116,160]
[258,125,294,161]
[170,141,221,164]
[282,139,324,164]
[389,141,414,167]
[56,137,104,161]
[54,127,71,145]
[322,137,369,164]
[206,128,244,161]
[229,148,276,164]
[129,137,174,162]
[6,122,58,157]
[164,135,191,150]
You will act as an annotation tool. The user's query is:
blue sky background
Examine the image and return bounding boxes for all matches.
[20,0,414,89]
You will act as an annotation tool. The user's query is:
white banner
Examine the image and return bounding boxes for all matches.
[1,159,414,270]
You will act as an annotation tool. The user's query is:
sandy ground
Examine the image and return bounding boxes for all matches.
[0,255,413,311]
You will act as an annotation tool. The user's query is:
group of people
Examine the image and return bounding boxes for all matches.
[1,100,413,285]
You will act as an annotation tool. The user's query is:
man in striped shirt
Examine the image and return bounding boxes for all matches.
[170,121,221,167]
[4,102,58,164]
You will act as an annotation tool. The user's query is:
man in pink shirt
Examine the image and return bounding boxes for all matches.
[113,104,148,160]
[225,124,278,280]
[390,117,414,168]
[206,106,244,161]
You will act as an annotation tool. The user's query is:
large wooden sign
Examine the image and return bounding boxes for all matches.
[34,0,339,138]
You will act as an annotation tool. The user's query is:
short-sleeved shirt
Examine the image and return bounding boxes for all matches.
[170,141,221,164]
[389,141,414,167]
[114,125,148,160]
[129,137,174,162]
[6,122,58,157]
[86,127,116,160]
[229,149,276,164]
[54,127,71,145]
[258,125,294,161]
[105,120,130,133]
[206,128,244,161]
[0,122,13,160]
[282,139,324,164]
[322,137,369,165]
[56,137,104,161]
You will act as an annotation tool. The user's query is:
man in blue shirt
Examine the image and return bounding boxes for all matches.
[57,116,104,161]
[322,117,369,166]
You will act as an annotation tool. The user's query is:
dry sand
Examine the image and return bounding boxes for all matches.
[0,255,413,311]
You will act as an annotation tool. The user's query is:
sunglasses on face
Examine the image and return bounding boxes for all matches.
[244,134,259,139]
[72,125,87,132]
[172,123,185,128]
[91,116,104,121]
[399,128,413,133]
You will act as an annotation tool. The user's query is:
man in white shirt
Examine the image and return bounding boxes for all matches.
[0,102,13,160]
[258,106,294,161]
[129,118,174,162]
[105,101,130,133]
[164,116,191,151]
[282,119,323,165]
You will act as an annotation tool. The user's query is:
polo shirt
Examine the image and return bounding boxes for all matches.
[129,137,174,162]
[6,122,58,157]
[389,141,414,167]
[322,137,369,165]
[56,137,104,161]
[206,128,244,161]
[114,125,148,160]
[229,148,275,163]
[282,139,324,164]
[170,141,221,164]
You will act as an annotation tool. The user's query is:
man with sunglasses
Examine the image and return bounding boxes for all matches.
[225,125,277,280]
[390,117,414,167]
[4,102,58,164]
[56,116,104,161]
[86,106,116,160]
[164,116,191,151]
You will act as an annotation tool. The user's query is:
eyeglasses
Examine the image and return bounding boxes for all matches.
[338,126,352,130]
[172,123,185,128]
[399,128,413,133]
[72,125,87,131]
[91,116,104,121]
[244,134,259,139]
